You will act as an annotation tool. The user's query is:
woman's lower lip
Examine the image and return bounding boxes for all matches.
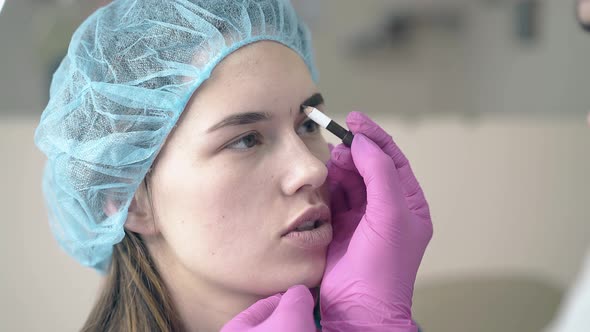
[282,222,333,249]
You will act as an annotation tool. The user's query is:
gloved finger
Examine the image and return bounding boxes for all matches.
[221,293,282,330]
[327,146,366,209]
[327,175,347,214]
[351,134,407,230]
[327,162,351,215]
[346,110,411,177]
[269,285,316,330]
[326,174,365,247]
[346,111,428,217]
[221,285,316,331]
[329,144,356,171]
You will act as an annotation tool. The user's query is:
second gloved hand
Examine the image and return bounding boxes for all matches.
[221,285,317,332]
[320,112,433,332]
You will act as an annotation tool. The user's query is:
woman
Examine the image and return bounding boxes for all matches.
[34,0,432,331]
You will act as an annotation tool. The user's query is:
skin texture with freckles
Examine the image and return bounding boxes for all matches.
[125,41,331,332]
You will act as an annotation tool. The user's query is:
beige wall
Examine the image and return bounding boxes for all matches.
[0,119,102,331]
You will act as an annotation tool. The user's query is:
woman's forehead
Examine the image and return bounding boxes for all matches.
[187,43,315,113]
[208,42,310,83]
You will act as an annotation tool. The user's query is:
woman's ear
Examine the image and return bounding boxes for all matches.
[124,194,159,236]
[104,181,159,236]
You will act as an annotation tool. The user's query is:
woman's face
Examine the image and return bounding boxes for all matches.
[142,41,331,298]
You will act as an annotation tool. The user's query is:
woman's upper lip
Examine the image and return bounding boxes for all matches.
[281,205,331,236]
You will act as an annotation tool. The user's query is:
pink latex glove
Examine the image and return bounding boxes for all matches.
[221,285,318,332]
[320,111,433,331]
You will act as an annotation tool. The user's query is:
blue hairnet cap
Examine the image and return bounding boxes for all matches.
[34,0,318,273]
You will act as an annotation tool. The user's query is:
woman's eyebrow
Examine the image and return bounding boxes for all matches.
[300,93,324,113]
[206,112,273,133]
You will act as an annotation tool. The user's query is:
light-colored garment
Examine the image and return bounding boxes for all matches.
[544,248,590,332]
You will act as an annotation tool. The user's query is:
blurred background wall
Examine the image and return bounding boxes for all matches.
[1,0,588,331]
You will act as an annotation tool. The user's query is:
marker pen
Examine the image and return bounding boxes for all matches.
[300,93,354,147]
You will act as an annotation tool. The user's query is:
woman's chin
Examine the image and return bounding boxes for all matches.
[295,265,326,290]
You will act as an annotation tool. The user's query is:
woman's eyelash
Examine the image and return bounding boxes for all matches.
[226,132,263,150]
[225,120,321,151]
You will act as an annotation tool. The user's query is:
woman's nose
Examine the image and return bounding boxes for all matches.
[279,135,328,196]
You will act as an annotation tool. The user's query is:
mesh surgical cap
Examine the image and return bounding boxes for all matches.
[34,0,318,273]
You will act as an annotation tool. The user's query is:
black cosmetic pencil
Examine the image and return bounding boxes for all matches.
[300,94,354,147]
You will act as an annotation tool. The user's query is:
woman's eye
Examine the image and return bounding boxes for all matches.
[225,132,262,150]
[225,121,320,151]
[297,119,321,135]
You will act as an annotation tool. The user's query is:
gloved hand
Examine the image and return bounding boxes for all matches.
[320,111,433,332]
[221,285,318,332]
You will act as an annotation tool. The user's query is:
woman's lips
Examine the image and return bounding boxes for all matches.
[282,221,333,249]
